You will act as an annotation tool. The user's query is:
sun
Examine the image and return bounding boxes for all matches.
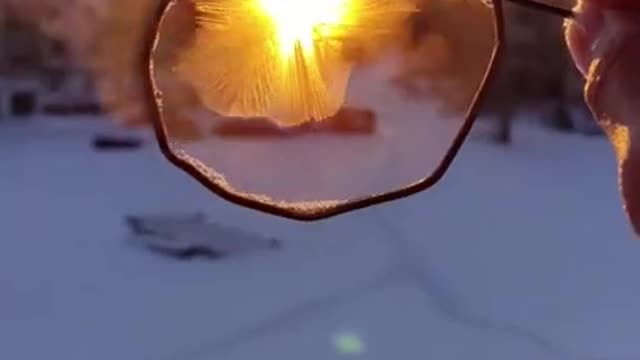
[257,0,351,56]
[178,0,415,126]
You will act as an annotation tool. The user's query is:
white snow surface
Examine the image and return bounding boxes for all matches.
[2,116,640,360]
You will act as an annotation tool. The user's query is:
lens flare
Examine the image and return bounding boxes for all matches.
[333,331,365,356]
[176,0,415,126]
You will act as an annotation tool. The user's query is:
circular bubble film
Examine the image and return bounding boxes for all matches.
[150,0,497,214]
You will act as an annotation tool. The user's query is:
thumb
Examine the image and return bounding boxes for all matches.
[566,2,640,234]
[587,30,640,234]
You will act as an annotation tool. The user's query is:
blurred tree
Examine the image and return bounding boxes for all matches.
[395,0,592,145]
[83,0,203,133]
[485,0,584,144]
[392,0,495,121]
[1,2,54,80]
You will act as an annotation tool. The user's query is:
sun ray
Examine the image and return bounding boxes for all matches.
[177,0,415,126]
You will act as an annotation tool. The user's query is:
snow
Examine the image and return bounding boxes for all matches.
[179,59,463,202]
[2,115,640,360]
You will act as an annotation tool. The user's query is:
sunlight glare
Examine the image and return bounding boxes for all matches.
[176,0,415,126]
[258,0,349,56]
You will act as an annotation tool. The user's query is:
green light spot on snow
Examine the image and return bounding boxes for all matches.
[333,332,365,356]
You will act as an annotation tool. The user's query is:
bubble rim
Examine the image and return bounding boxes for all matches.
[142,0,505,221]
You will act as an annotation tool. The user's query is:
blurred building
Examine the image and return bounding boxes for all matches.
[0,4,99,119]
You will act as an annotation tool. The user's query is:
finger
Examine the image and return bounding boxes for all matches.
[564,0,603,76]
[587,32,640,234]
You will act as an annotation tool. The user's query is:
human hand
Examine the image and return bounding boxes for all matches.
[565,0,640,234]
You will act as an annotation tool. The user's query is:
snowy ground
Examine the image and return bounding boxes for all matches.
[2,116,640,360]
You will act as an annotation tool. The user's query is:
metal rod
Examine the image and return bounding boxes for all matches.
[506,0,576,18]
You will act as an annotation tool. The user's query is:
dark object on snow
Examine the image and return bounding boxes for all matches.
[10,91,37,117]
[125,213,281,260]
[212,107,377,138]
[93,135,143,151]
